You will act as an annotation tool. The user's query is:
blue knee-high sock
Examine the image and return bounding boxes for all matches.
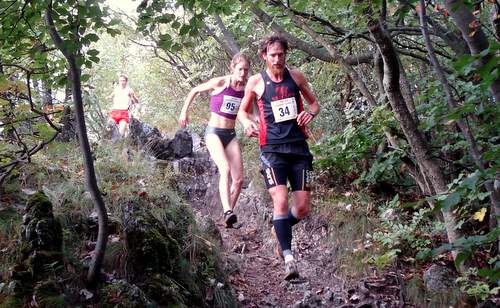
[272,215,292,254]
[288,207,300,227]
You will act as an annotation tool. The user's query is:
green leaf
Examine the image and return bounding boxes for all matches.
[87,49,99,57]
[442,192,461,209]
[171,20,180,29]
[81,74,91,82]
[454,251,470,269]
[478,267,500,283]
[84,33,99,42]
[179,24,190,36]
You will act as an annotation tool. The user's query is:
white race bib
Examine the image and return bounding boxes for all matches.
[271,97,297,123]
[220,95,241,115]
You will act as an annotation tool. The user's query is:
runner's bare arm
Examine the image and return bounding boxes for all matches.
[178,77,226,128]
[290,70,320,127]
[106,90,114,101]
[237,75,260,137]
[129,89,139,104]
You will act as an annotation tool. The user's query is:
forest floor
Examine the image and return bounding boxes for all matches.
[191,187,405,307]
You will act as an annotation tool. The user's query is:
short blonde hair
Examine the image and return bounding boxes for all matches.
[230,52,251,68]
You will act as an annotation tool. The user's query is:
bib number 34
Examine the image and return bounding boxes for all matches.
[271,97,297,123]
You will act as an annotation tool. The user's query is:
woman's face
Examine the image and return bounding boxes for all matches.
[232,61,249,83]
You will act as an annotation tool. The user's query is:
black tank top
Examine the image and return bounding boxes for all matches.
[257,68,307,146]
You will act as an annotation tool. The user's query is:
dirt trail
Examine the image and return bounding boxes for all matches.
[191,186,403,307]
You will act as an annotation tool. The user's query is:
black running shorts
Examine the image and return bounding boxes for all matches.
[260,152,313,191]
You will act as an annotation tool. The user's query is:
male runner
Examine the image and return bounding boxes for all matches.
[107,74,139,138]
[237,34,320,280]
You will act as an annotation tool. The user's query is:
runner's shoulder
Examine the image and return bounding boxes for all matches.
[247,73,264,89]
[209,76,228,87]
[288,69,306,84]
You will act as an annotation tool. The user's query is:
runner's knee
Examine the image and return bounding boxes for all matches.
[294,205,310,219]
[271,196,288,213]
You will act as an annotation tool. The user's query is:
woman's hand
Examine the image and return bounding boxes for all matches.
[178,112,189,128]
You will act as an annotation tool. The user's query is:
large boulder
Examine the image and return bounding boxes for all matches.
[121,200,205,307]
[129,118,192,160]
[423,264,457,292]
[2,192,64,307]
[20,193,63,278]
[172,149,220,210]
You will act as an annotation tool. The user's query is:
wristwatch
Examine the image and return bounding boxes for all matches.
[306,111,318,118]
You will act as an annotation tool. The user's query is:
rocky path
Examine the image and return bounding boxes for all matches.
[191,187,403,307]
[175,148,404,307]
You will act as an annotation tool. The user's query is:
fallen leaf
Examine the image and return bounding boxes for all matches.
[473,207,487,222]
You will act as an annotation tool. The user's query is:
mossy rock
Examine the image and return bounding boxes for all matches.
[125,220,181,280]
[27,250,64,279]
[100,280,152,307]
[0,295,23,308]
[140,274,187,307]
[26,193,54,219]
[32,280,65,308]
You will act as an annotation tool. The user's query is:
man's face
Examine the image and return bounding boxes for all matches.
[263,42,286,71]
[118,77,128,87]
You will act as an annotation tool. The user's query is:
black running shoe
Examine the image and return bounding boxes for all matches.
[224,210,237,228]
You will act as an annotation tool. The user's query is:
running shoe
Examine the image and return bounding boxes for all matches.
[284,259,299,280]
[224,210,237,228]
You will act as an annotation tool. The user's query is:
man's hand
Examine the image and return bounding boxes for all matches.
[297,110,315,126]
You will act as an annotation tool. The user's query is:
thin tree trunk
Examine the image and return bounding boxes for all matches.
[214,15,240,56]
[45,4,108,288]
[41,64,52,107]
[444,0,500,102]
[397,57,418,124]
[367,16,464,268]
[492,2,500,41]
[419,0,500,247]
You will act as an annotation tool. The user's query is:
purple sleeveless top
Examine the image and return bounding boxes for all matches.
[210,85,244,120]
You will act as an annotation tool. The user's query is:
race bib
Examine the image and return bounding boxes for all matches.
[271,97,297,123]
[220,95,241,115]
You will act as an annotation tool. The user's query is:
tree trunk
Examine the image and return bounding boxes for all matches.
[397,56,418,124]
[426,16,469,56]
[41,64,52,107]
[419,0,500,249]
[444,0,500,102]
[492,3,500,41]
[45,5,108,288]
[367,17,464,268]
[214,15,240,56]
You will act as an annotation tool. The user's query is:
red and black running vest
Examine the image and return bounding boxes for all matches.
[257,68,307,146]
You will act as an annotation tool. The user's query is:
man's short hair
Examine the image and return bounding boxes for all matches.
[259,34,288,56]
[119,74,128,81]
